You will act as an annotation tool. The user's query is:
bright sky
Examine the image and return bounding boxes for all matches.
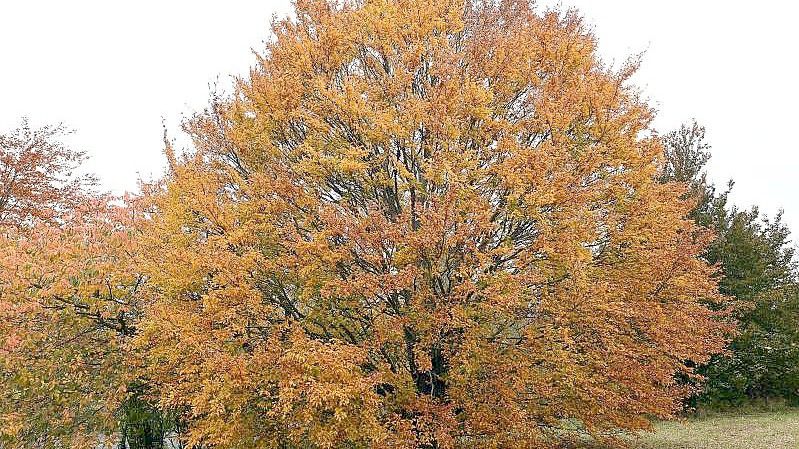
[2,1,797,234]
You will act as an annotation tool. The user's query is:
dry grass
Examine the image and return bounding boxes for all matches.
[627,410,799,449]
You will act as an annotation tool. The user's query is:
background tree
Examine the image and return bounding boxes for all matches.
[0,118,95,228]
[660,121,799,408]
[0,120,162,449]
[702,210,799,406]
[132,1,730,448]
[0,201,147,448]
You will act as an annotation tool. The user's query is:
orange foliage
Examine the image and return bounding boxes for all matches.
[0,119,95,228]
[130,1,731,448]
[0,119,143,447]
[0,200,144,448]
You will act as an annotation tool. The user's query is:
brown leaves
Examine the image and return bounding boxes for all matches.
[0,200,143,448]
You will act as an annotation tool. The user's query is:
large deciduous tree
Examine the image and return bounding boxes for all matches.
[133,1,730,448]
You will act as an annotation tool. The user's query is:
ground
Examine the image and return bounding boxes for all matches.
[628,410,799,449]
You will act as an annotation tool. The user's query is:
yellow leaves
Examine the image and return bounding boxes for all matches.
[148,323,387,449]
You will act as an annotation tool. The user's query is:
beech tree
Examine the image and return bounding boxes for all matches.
[132,1,731,448]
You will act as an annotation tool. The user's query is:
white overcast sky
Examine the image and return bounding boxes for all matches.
[2,1,797,234]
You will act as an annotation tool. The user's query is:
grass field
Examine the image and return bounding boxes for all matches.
[627,410,799,449]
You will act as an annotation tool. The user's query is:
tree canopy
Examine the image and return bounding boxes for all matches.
[0,119,95,228]
[132,1,729,447]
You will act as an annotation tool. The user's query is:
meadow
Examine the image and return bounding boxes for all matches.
[629,410,799,449]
